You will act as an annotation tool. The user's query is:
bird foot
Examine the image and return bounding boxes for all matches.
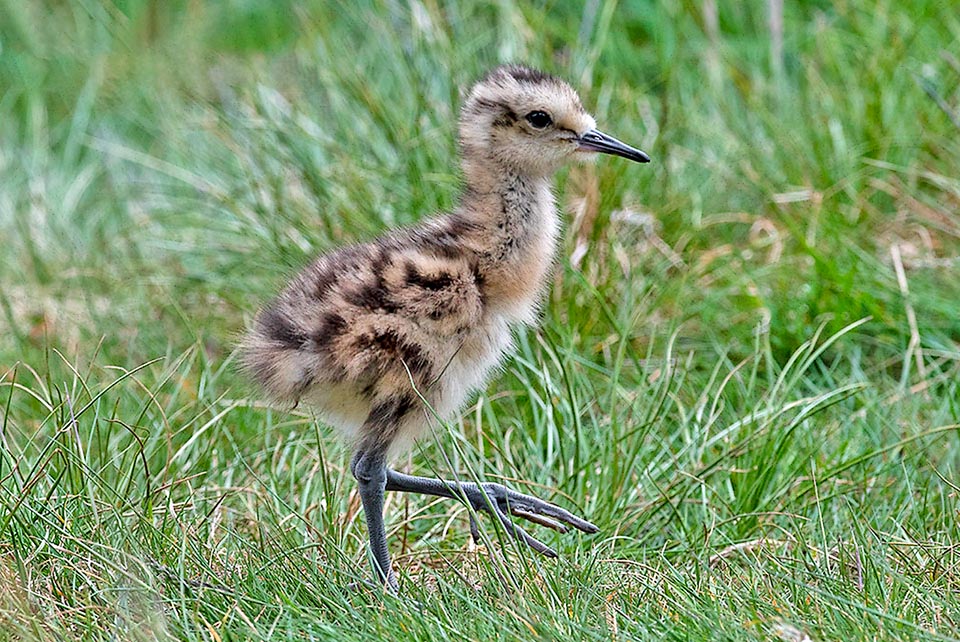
[461,482,599,558]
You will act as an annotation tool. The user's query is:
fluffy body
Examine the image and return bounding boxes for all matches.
[241,66,589,457]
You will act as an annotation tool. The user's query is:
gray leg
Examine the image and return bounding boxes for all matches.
[351,448,398,592]
[385,469,598,557]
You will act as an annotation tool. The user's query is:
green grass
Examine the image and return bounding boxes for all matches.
[2,0,959,639]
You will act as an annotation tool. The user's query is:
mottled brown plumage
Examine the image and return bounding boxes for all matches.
[240,64,649,590]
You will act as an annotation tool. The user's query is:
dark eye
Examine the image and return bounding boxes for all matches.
[524,110,553,129]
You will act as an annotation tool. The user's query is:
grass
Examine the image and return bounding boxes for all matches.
[1,0,959,639]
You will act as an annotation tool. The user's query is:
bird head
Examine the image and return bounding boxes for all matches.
[459,64,650,178]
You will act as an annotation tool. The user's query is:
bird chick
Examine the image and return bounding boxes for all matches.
[241,64,650,591]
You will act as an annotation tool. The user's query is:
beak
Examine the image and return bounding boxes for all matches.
[577,129,650,163]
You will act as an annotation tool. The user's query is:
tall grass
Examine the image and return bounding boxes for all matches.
[1,1,959,639]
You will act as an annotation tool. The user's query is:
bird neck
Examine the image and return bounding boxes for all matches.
[458,162,560,320]
[460,163,556,243]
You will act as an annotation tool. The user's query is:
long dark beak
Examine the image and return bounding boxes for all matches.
[578,129,650,163]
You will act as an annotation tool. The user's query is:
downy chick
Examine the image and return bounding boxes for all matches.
[241,64,650,591]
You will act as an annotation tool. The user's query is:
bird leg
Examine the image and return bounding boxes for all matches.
[350,448,398,592]
[350,450,599,591]
[385,468,598,558]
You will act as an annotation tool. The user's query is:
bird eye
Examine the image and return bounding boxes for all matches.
[524,110,553,129]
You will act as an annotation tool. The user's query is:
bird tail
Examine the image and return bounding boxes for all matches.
[238,307,317,406]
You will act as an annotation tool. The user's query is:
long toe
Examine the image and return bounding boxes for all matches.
[509,508,569,533]
[490,507,559,558]
[499,487,600,534]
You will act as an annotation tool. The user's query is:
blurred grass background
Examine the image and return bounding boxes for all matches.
[1,1,959,640]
